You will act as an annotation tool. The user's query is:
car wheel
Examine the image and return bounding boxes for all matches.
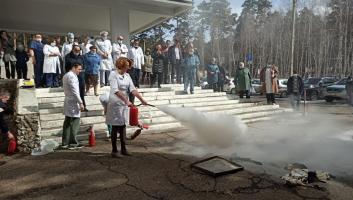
[280,91,288,98]
[325,97,334,103]
[310,91,319,101]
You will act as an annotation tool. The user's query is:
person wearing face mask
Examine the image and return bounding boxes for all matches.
[84,46,101,96]
[95,31,113,87]
[43,38,61,88]
[182,47,200,94]
[62,33,75,72]
[0,30,17,79]
[112,35,128,63]
[65,45,88,112]
[15,44,29,79]
[128,40,144,103]
[29,34,45,87]
[81,36,93,55]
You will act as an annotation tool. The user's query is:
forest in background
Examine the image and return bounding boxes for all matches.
[134,0,353,78]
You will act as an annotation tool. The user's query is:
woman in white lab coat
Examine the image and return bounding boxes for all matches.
[106,57,148,158]
[43,38,61,87]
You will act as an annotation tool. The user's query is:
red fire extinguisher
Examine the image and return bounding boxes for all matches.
[7,139,17,155]
[129,105,139,126]
[89,126,96,147]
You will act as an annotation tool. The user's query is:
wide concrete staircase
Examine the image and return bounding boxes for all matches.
[35,84,288,141]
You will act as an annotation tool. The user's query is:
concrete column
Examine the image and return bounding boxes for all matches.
[110,2,129,43]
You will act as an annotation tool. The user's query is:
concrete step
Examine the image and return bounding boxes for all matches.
[39,96,233,115]
[35,86,210,98]
[39,105,283,136]
[137,105,280,125]
[41,112,285,141]
[38,92,228,109]
[40,100,248,122]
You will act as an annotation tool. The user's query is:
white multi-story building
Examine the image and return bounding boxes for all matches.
[0,0,192,40]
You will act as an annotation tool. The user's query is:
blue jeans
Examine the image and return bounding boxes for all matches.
[34,60,44,87]
[290,94,301,111]
[44,73,58,88]
[184,69,196,93]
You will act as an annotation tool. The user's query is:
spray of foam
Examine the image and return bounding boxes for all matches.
[158,106,248,148]
[158,106,353,178]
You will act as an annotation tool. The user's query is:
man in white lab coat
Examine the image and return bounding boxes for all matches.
[95,31,113,87]
[112,35,129,63]
[128,40,144,88]
[62,32,75,72]
[62,63,84,149]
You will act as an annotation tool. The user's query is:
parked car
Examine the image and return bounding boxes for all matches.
[323,78,348,102]
[303,77,337,100]
[224,76,236,94]
[251,79,262,94]
[200,76,236,94]
[278,79,288,98]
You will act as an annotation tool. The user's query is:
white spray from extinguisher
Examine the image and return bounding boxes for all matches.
[158,106,248,148]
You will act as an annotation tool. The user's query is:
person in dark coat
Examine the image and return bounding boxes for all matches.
[151,44,165,88]
[0,90,15,142]
[235,62,252,99]
[287,70,304,111]
[65,45,88,111]
[15,44,29,79]
[218,63,226,92]
[168,39,183,84]
[206,57,220,92]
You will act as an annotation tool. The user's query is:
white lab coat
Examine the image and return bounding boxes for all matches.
[112,42,129,63]
[95,38,113,71]
[106,70,136,126]
[63,71,83,118]
[61,42,73,57]
[129,47,144,70]
[43,45,61,74]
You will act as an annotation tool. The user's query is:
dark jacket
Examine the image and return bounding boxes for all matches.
[15,50,29,67]
[152,51,165,73]
[218,66,226,83]
[83,52,101,75]
[168,45,183,64]
[287,74,304,95]
[65,52,84,72]
[0,101,12,135]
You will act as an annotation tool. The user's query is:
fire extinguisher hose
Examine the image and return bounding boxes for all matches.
[134,103,156,107]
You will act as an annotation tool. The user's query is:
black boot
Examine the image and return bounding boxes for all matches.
[120,127,131,156]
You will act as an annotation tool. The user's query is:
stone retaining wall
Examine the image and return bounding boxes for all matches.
[16,88,41,153]
[16,113,41,153]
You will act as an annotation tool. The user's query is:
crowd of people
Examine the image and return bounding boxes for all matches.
[1,29,308,156]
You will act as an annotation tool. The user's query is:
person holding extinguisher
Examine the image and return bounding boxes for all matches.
[0,89,15,156]
[106,57,148,158]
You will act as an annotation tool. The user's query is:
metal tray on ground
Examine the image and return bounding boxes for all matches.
[190,156,244,177]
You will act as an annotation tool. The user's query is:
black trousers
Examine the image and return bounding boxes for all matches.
[5,61,16,79]
[210,83,218,92]
[78,72,86,108]
[128,68,140,104]
[151,72,163,87]
[111,125,127,153]
[16,64,28,79]
[171,60,182,84]
[266,93,276,104]
[239,90,250,99]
